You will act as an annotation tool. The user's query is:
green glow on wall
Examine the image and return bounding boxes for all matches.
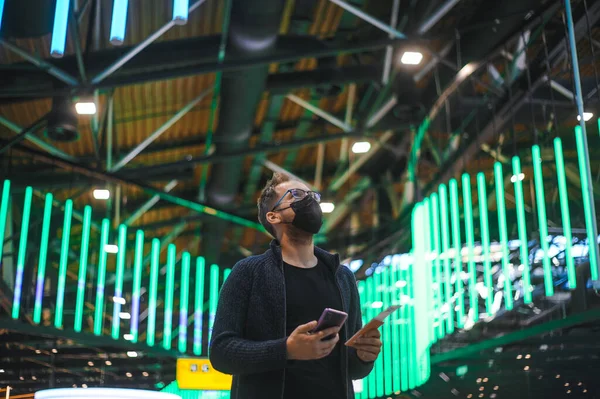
[54,199,73,328]
[12,187,32,320]
[131,229,144,343]
[0,181,10,264]
[193,256,206,356]
[438,184,454,333]
[512,156,532,303]
[112,224,127,340]
[94,218,110,336]
[449,179,464,327]
[147,238,160,346]
[494,162,513,310]
[163,243,176,349]
[74,205,91,332]
[575,126,599,281]
[553,138,576,287]
[374,270,384,398]
[531,146,554,296]
[430,193,444,339]
[33,193,53,324]
[462,174,478,322]
[179,252,191,353]
[476,173,493,315]
[208,264,220,351]
[382,267,393,395]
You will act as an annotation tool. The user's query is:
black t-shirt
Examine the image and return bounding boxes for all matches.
[283,260,346,399]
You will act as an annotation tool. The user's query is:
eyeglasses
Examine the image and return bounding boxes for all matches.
[271,188,321,211]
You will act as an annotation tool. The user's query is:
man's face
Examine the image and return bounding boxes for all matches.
[266,180,313,228]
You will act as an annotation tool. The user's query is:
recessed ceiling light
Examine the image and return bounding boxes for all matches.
[105,244,119,254]
[482,378,488,383]
[105,360,112,366]
[401,51,423,65]
[142,371,149,377]
[75,102,97,115]
[467,395,473,399]
[93,189,110,200]
[320,202,335,213]
[516,354,523,359]
[565,383,570,387]
[525,354,531,359]
[87,361,94,367]
[476,378,482,383]
[578,382,583,386]
[126,351,138,358]
[352,141,371,154]
[32,376,37,381]
[19,376,24,381]
[479,387,484,391]
[478,394,484,398]
[524,366,530,371]
[567,390,571,394]
[126,372,132,378]
[52,348,58,354]
[583,389,587,393]
[493,386,499,391]
[556,375,561,379]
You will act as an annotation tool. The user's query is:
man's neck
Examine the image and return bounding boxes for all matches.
[279,233,317,268]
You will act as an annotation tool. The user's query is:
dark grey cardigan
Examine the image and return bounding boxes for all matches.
[209,240,374,399]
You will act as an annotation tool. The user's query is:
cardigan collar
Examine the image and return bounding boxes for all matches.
[268,239,341,273]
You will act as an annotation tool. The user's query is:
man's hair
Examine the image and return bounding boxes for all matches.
[257,172,292,238]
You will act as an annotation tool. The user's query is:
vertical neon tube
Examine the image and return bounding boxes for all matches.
[575,126,599,281]
[179,252,191,353]
[383,267,393,395]
[111,224,127,339]
[12,187,32,320]
[532,146,554,296]
[74,206,91,331]
[173,0,189,24]
[0,181,10,263]
[94,218,110,336]
[554,138,576,287]
[397,263,408,392]
[223,268,231,283]
[110,0,129,45]
[163,243,176,349]
[477,173,494,315]
[33,193,53,324]
[430,193,444,339]
[208,264,220,352]
[366,274,376,398]
[494,162,514,310]
[512,156,532,303]
[462,174,478,322]
[449,179,464,327]
[391,260,401,394]
[0,0,6,32]
[438,184,454,333]
[357,281,368,399]
[193,257,206,356]
[54,199,72,328]
[50,0,70,57]
[424,199,435,345]
[147,238,160,346]
[374,271,384,397]
[131,230,144,342]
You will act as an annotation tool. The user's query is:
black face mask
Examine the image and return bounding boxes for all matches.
[288,195,323,234]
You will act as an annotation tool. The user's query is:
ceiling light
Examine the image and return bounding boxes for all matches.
[479,387,484,391]
[87,361,94,367]
[105,244,119,254]
[320,202,335,213]
[371,301,384,309]
[478,394,484,398]
[567,390,571,394]
[72,384,77,388]
[565,383,570,387]
[577,112,593,122]
[0,369,4,373]
[482,378,488,383]
[105,360,112,366]
[82,384,88,388]
[524,366,530,371]
[510,173,525,183]
[578,382,582,386]
[32,376,37,381]
[93,189,110,200]
[126,372,132,378]
[525,354,531,359]
[126,351,138,358]
[467,395,473,399]
[123,334,134,341]
[476,378,482,383]
[142,371,149,377]
[52,348,58,354]
[583,389,587,393]
[490,395,496,399]
[119,312,131,320]
[516,354,523,359]
[352,141,371,154]
[493,386,499,391]
[113,297,126,305]
[75,102,97,115]
[35,349,41,354]
[401,51,423,65]
[556,375,561,379]
[20,376,24,381]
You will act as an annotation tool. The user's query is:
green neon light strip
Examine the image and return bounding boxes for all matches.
[223,268,231,282]
[512,156,532,303]
[424,199,435,343]
[33,193,53,324]
[163,243,176,349]
[193,256,206,356]
[553,138,576,287]
[449,179,464,327]
[476,173,494,315]
[131,229,144,343]
[462,174,478,322]
[0,181,10,264]
[383,267,393,395]
[374,270,384,397]
[408,260,417,388]
[438,184,454,333]
[416,203,432,384]
[366,273,376,397]
[54,199,73,328]
[531,146,554,296]
[74,205,91,332]
[178,252,191,353]
[494,162,513,310]
[357,280,368,399]
[398,263,409,392]
[94,218,110,336]
[391,260,401,393]
[430,193,444,339]
[112,224,127,340]
[12,187,33,320]
[575,126,599,281]
[208,264,220,352]
[147,238,160,346]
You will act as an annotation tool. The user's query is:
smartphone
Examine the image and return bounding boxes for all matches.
[345,305,401,347]
[312,308,348,340]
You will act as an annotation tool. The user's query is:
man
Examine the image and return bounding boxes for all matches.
[210,173,382,399]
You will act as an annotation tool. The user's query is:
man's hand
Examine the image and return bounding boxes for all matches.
[354,329,382,362]
[287,321,341,360]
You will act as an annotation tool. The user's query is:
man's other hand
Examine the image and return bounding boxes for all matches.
[286,321,341,360]
[354,328,382,362]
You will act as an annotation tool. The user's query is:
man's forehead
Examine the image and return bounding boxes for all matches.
[275,180,310,195]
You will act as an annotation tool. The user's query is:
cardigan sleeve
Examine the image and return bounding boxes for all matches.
[209,261,288,375]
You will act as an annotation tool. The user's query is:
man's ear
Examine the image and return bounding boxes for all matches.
[266,211,281,225]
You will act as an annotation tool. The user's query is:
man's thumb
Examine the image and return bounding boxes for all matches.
[295,321,317,334]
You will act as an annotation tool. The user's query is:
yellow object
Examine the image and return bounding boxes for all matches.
[176,358,232,390]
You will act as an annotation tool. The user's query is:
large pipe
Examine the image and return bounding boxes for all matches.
[200,0,286,263]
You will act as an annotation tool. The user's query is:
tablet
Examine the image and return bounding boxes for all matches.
[345,305,401,347]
